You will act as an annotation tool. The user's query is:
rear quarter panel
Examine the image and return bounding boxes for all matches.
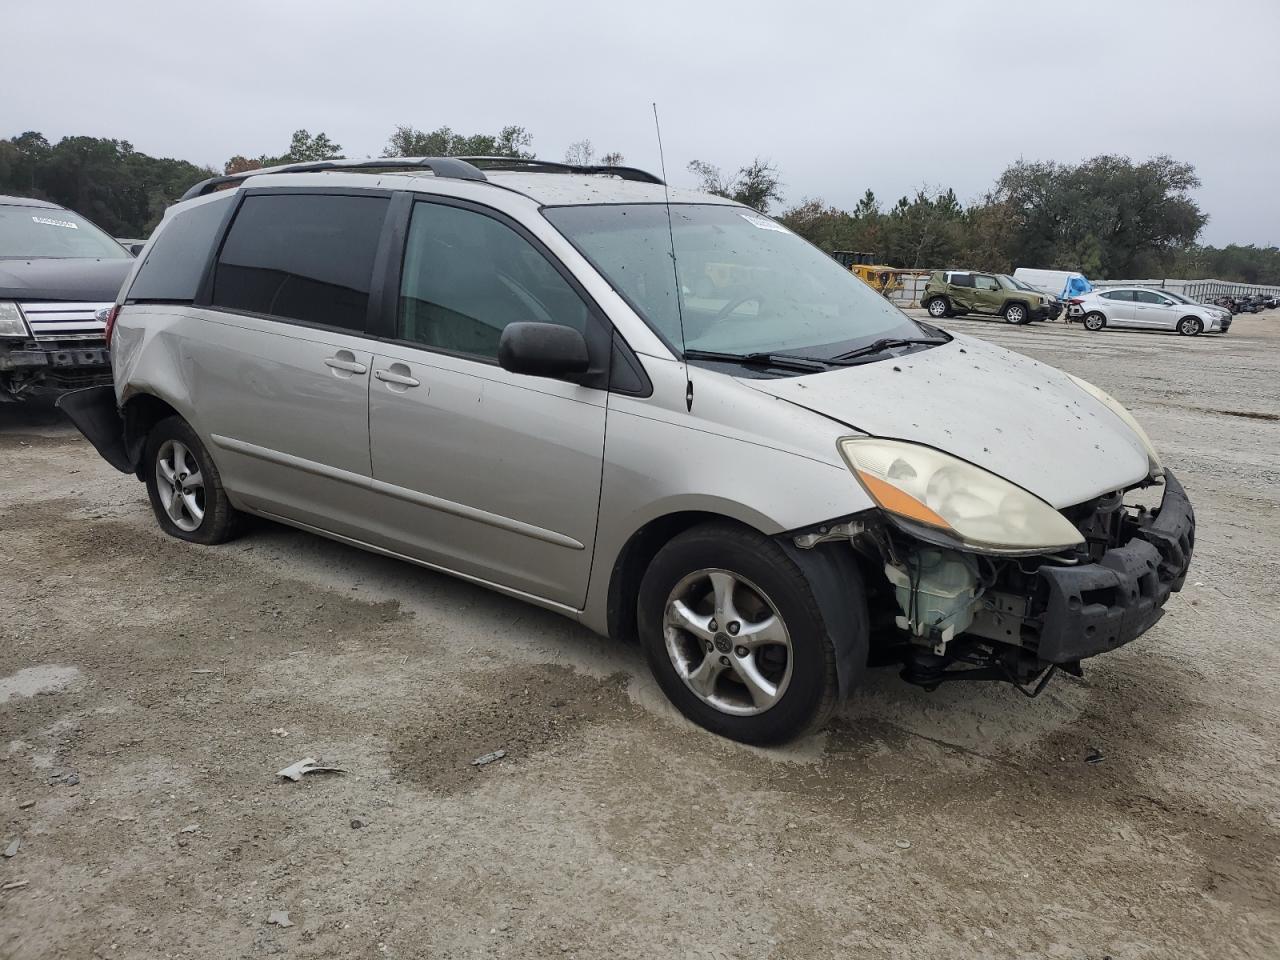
[111,306,202,426]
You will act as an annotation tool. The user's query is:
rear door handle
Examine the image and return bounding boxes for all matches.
[374,367,420,388]
[325,356,367,374]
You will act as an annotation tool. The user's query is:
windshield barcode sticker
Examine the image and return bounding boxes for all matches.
[738,213,788,233]
[32,216,78,229]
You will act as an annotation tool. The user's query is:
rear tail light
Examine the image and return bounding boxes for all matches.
[102,305,120,346]
[1068,298,1084,305]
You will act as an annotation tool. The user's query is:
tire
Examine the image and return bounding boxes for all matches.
[1178,316,1203,337]
[925,296,950,319]
[637,521,848,745]
[1002,302,1029,325]
[1083,311,1106,331]
[144,416,244,545]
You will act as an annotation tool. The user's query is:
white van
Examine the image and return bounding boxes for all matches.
[1013,268,1093,311]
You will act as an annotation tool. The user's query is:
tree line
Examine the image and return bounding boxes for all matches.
[2,128,1276,284]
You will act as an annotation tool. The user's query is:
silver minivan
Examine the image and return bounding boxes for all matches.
[62,157,1196,744]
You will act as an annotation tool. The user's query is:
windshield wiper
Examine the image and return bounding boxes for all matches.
[683,349,832,373]
[830,337,948,363]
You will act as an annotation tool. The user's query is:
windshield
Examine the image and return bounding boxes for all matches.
[1000,274,1039,292]
[0,204,130,260]
[542,204,924,358]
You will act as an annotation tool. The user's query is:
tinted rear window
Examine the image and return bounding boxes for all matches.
[949,273,974,288]
[211,194,389,331]
[128,195,233,301]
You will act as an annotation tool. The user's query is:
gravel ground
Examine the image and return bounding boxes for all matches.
[2,312,1278,959]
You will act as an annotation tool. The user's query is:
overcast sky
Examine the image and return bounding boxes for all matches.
[5,0,1277,246]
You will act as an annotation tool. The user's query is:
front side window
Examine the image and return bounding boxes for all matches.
[211,194,389,331]
[1134,290,1170,305]
[0,204,130,260]
[974,275,999,291]
[543,203,923,358]
[398,202,591,360]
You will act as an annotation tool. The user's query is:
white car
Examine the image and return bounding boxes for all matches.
[1073,287,1229,335]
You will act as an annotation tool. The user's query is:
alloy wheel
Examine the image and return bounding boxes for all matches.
[156,439,205,532]
[928,299,947,317]
[663,568,793,716]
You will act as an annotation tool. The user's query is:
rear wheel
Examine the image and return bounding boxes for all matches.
[1002,302,1029,325]
[1178,316,1203,336]
[144,417,244,544]
[637,522,845,745]
[925,296,950,319]
[1083,311,1106,331]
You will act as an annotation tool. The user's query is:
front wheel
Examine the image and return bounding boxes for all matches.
[1178,317,1203,336]
[144,416,244,544]
[925,296,950,319]
[637,523,845,745]
[1083,312,1106,331]
[1002,302,1029,325]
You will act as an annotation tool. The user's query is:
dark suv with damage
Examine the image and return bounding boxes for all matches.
[0,195,134,401]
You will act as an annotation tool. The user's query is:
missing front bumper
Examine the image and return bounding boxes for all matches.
[877,472,1195,690]
[1034,471,1194,662]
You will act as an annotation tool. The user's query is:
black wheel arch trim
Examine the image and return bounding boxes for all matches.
[776,538,869,701]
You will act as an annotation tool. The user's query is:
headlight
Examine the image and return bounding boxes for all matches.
[1066,374,1162,479]
[0,301,29,338]
[838,437,1085,554]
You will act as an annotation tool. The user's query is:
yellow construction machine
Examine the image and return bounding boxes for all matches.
[832,251,903,297]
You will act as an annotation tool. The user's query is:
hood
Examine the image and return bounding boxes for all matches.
[0,257,133,302]
[743,335,1150,510]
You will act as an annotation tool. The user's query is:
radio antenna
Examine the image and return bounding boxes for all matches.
[652,103,693,412]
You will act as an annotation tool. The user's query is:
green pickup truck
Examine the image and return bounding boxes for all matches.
[922,271,1061,324]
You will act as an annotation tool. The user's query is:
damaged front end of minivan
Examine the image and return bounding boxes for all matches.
[790,443,1195,696]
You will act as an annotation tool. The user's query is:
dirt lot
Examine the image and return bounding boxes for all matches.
[2,312,1278,959]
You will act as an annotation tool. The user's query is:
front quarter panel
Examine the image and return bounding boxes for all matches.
[581,355,873,634]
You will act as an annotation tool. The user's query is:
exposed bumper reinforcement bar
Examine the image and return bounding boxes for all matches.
[1035,471,1194,664]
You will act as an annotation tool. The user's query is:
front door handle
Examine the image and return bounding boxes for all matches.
[374,366,420,388]
[325,354,367,374]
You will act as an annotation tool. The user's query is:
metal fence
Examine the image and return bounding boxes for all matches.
[876,271,1279,308]
[1092,278,1280,301]
[889,272,932,309]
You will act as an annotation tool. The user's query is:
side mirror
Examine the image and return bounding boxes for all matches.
[498,322,590,379]
[128,242,146,257]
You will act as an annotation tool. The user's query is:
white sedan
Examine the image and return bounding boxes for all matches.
[1071,287,1230,335]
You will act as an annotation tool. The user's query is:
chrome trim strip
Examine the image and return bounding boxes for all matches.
[18,301,112,314]
[26,320,106,331]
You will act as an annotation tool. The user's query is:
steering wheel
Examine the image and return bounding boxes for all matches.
[711,293,766,326]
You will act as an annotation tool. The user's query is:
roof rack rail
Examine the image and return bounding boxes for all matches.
[454,156,664,185]
[179,156,489,202]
